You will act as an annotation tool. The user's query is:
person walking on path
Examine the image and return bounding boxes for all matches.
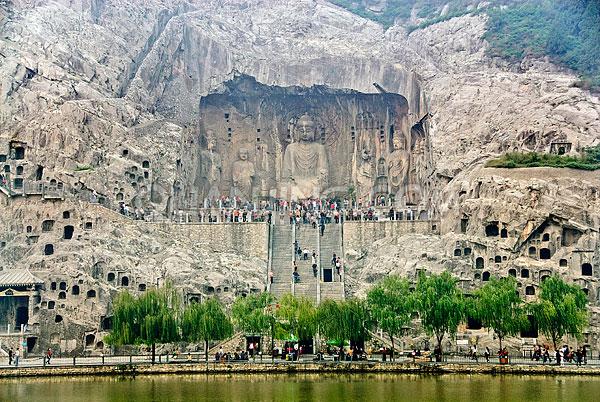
[269,271,274,284]
[14,348,20,367]
[8,348,13,366]
[46,348,53,365]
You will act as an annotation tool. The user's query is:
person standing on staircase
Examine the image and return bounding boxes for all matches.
[312,251,318,277]
[269,271,274,284]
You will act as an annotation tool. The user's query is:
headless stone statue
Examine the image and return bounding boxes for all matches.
[231,148,255,201]
[281,114,329,200]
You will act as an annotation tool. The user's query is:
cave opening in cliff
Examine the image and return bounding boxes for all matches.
[508,269,516,277]
[501,228,508,238]
[63,225,74,240]
[539,248,551,260]
[35,165,43,181]
[44,244,54,255]
[42,220,55,232]
[87,289,97,298]
[485,223,499,237]
[582,263,593,276]
[559,259,568,267]
[521,269,530,278]
[85,334,95,347]
[475,257,484,270]
[71,285,80,296]
[482,272,490,281]
[11,145,25,160]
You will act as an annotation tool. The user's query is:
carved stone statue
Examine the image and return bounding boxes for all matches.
[231,148,255,200]
[388,135,410,205]
[281,114,329,200]
[206,138,222,200]
[407,134,426,205]
[356,138,374,202]
[197,131,222,206]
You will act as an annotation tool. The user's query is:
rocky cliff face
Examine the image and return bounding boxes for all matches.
[1,0,600,352]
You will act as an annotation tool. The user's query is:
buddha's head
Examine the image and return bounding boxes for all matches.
[297,114,317,142]
[239,148,249,161]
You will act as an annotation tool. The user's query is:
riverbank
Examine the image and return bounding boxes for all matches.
[2,361,600,378]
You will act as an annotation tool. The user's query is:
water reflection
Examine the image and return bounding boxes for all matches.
[1,374,600,402]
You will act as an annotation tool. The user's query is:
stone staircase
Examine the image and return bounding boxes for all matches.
[268,222,344,303]
[293,225,319,303]
[269,225,293,299]
[319,223,342,282]
[318,224,345,301]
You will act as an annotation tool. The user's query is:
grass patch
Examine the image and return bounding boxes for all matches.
[75,164,94,172]
[486,147,600,171]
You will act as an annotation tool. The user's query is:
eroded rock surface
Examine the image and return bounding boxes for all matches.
[1,0,599,353]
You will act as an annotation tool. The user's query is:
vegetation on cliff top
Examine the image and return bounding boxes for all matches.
[328,0,600,90]
[486,146,600,170]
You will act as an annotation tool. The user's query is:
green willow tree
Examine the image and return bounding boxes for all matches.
[276,294,318,342]
[471,276,528,350]
[416,271,464,358]
[318,299,372,346]
[531,276,588,350]
[367,276,414,361]
[231,292,276,353]
[106,285,180,363]
[181,298,233,362]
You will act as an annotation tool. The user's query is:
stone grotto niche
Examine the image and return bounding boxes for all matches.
[175,74,433,208]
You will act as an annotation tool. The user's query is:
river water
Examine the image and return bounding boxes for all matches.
[2,374,600,402]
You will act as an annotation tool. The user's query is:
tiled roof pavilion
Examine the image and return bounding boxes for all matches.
[0,269,44,288]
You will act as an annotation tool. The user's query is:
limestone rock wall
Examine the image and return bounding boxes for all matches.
[1,0,600,352]
[0,199,267,354]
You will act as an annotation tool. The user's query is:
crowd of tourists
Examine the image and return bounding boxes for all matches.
[112,194,427,225]
[531,344,588,365]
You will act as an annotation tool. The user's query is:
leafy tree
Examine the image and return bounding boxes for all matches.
[471,276,527,350]
[415,271,465,356]
[531,276,588,350]
[181,298,233,362]
[367,276,414,361]
[231,293,276,353]
[276,294,318,342]
[107,284,180,363]
[318,299,372,346]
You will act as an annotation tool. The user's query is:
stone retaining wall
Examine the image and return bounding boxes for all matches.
[342,220,440,252]
[3,362,600,378]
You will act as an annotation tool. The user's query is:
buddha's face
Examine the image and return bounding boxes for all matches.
[239,149,248,161]
[298,115,316,142]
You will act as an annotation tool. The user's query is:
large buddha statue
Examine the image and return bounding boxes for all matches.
[281,114,329,200]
